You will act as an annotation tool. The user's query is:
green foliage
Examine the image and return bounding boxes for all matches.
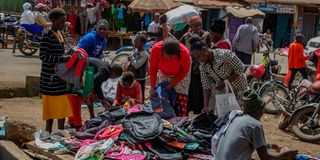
[0,0,33,13]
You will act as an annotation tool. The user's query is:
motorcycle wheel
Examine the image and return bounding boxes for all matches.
[260,82,289,114]
[18,37,38,56]
[291,106,320,142]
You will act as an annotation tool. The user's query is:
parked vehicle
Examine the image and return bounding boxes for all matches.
[305,36,320,55]
[13,24,77,56]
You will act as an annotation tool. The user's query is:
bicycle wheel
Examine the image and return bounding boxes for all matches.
[259,82,289,114]
[111,53,131,66]
[65,37,77,52]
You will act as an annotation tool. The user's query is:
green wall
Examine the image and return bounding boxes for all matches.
[0,0,33,13]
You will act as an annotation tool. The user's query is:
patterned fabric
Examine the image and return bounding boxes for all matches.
[200,49,247,94]
[176,93,188,117]
[158,71,191,95]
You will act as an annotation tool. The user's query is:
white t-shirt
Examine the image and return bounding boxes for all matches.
[101,78,119,101]
[148,21,160,33]
[20,10,35,24]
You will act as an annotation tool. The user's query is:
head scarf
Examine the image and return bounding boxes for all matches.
[243,89,266,114]
[210,19,226,35]
[23,3,32,11]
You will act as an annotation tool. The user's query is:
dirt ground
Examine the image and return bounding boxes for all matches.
[0,97,319,157]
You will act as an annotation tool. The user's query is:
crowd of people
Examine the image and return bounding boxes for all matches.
[26,2,310,159]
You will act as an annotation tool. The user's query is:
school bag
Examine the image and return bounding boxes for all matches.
[55,47,94,96]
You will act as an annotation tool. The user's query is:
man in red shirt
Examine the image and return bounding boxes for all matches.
[288,34,309,89]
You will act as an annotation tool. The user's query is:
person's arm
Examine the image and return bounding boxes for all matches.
[77,35,93,53]
[252,29,260,53]
[232,26,242,49]
[135,81,143,103]
[130,52,149,69]
[113,82,122,105]
[149,45,160,89]
[257,146,298,160]
[205,34,212,48]
[35,14,51,28]
[200,64,213,110]
[39,36,66,63]
[299,45,309,61]
[170,46,191,86]
[227,51,244,83]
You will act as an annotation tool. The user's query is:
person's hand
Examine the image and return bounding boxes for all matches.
[102,101,111,109]
[281,147,298,160]
[164,83,174,91]
[272,144,281,153]
[60,55,72,62]
[149,89,156,98]
[202,107,209,113]
[216,81,225,91]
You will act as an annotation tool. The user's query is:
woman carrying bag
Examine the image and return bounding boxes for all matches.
[189,36,248,116]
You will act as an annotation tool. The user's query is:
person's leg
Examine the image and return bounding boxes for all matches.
[67,95,83,128]
[298,68,308,80]
[235,50,244,63]
[288,69,298,90]
[138,80,146,103]
[45,119,53,133]
[57,118,65,130]
[243,54,253,65]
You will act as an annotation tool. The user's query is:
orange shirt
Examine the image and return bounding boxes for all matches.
[288,41,309,69]
[149,41,191,89]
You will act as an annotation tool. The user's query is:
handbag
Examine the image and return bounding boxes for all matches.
[215,80,240,117]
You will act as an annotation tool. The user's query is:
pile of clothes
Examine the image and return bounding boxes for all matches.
[34,104,218,160]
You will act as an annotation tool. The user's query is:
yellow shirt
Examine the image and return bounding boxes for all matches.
[34,11,51,28]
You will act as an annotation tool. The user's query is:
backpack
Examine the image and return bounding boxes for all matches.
[55,47,89,86]
[55,47,94,96]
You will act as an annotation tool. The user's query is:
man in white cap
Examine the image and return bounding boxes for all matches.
[147,13,160,40]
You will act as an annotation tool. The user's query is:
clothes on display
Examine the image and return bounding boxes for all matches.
[117,7,124,20]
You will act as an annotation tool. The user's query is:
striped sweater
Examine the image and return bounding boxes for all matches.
[39,30,67,95]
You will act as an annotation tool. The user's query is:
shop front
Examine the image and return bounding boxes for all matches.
[251,3,296,48]
[298,6,320,43]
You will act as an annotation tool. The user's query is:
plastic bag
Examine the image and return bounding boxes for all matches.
[215,80,240,117]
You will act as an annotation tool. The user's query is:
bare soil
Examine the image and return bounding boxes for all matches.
[0,97,319,157]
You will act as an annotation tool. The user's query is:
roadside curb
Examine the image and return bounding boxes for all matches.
[0,140,32,160]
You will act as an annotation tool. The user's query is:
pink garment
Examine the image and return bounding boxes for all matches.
[79,139,96,148]
[127,105,142,114]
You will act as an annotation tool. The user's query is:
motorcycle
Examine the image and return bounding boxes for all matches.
[13,23,77,56]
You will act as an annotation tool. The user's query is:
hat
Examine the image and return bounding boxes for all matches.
[242,89,265,114]
[23,2,32,11]
[36,3,46,9]
[210,19,226,34]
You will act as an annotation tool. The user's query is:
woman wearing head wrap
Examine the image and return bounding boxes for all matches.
[20,3,43,35]
[210,19,231,50]
[180,16,211,114]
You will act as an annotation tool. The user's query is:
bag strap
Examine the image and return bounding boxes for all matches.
[224,80,235,94]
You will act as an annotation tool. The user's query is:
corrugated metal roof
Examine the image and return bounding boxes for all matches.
[173,0,194,4]
[193,0,247,8]
[225,6,265,18]
[245,0,320,5]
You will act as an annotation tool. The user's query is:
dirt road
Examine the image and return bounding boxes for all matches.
[0,49,40,89]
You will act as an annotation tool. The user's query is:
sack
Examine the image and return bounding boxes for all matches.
[147,97,176,119]
[55,47,89,86]
[215,80,240,117]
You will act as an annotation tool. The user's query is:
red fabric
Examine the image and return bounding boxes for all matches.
[113,81,142,105]
[288,42,309,69]
[176,93,188,117]
[214,39,231,50]
[68,14,77,35]
[149,41,191,89]
[68,95,83,127]
[66,47,89,77]
[284,71,291,85]
[316,49,320,80]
